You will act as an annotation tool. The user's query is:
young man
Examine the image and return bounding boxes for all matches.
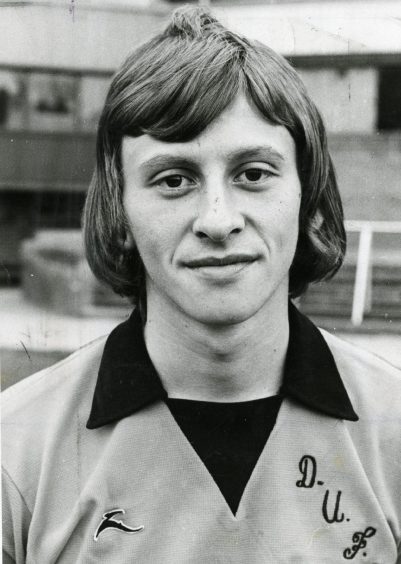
[3,7,401,563]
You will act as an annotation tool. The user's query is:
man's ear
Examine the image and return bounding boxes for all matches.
[117,230,135,251]
[306,210,326,254]
[123,231,135,251]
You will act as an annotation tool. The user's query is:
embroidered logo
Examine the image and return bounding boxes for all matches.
[94,509,144,541]
[343,527,377,559]
[296,454,377,560]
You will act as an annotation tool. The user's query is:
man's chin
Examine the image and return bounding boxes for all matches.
[178,301,261,328]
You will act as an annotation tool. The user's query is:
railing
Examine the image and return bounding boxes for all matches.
[345,220,401,326]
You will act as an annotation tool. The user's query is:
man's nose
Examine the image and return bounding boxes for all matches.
[192,186,245,242]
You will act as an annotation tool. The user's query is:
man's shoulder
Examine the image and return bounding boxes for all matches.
[321,329,401,419]
[1,336,107,481]
[1,335,110,550]
[2,336,108,505]
[2,336,107,423]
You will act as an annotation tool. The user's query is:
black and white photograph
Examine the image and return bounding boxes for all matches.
[1,0,401,562]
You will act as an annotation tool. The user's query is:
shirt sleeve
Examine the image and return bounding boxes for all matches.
[2,467,31,564]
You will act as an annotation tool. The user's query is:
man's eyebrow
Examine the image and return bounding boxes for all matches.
[224,146,285,165]
[138,155,194,175]
[137,145,285,174]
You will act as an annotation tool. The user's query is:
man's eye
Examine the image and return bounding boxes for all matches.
[158,175,194,191]
[236,168,272,183]
[164,175,185,188]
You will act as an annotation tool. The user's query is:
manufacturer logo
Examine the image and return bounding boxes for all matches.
[94,509,144,541]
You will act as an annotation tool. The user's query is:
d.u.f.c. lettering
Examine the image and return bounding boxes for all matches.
[322,489,345,523]
[296,454,346,524]
[296,455,317,488]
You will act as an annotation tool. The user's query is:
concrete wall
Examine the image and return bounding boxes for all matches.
[299,68,378,133]
[0,3,167,71]
[3,1,401,70]
[329,133,401,222]
[214,1,401,57]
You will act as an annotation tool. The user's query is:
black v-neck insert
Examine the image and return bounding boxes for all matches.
[165,395,283,515]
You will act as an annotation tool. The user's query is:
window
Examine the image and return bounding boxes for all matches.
[28,73,78,131]
[378,67,401,131]
[80,76,111,131]
[0,68,112,132]
[0,70,26,129]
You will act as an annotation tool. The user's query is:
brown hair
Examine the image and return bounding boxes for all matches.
[83,6,346,300]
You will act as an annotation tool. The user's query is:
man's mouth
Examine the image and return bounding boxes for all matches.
[184,254,257,268]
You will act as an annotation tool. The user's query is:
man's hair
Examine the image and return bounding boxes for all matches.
[83,6,346,300]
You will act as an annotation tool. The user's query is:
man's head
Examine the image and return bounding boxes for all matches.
[84,6,346,312]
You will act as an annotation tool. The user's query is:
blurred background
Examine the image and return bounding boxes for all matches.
[1,0,401,388]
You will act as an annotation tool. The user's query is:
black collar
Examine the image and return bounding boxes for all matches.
[87,303,358,429]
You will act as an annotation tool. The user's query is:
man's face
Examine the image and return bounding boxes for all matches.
[122,95,301,326]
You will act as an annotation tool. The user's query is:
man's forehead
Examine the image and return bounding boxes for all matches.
[122,125,296,177]
[122,144,287,179]
[122,93,295,167]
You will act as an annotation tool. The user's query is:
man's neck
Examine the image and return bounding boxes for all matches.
[144,292,290,403]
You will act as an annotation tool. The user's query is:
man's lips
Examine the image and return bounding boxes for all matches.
[183,254,258,268]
